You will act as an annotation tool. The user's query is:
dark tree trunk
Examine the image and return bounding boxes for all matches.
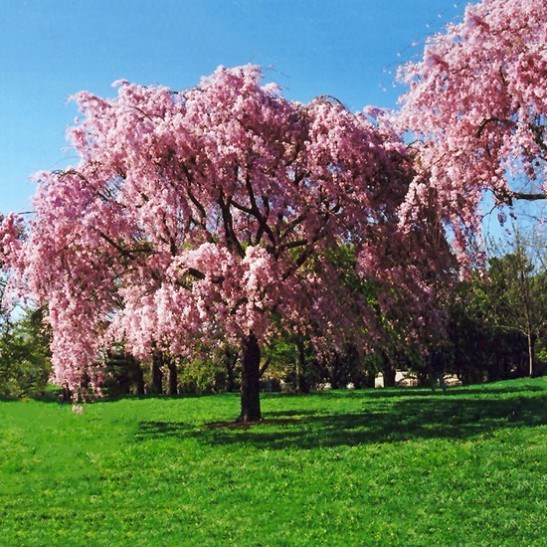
[417,370,429,387]
[381,352,396,388]
[238,334,261,422]
[151,352,164,394]
[364,370,376,389]
[296,338,310,394]
[225,350,238,392]
[133,356,145,396]
[61,386,72,402]
[166,357,178,395]
[383,365,396,388]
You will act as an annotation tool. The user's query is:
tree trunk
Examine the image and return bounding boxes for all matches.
[381,352,396,388]
[238,334,261,422]
[527,332,536,378]
[61,386,72,402]
[225,350,238,392]
[134,357,145,396]
[166,357,178,395]
[296,338,310,394]
[151,352,164,394]
[417,370,429,387]
[364,370,376,389]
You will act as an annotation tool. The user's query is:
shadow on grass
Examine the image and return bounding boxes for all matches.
[266,409,321,418]
[315,384,545,400]
[136,390,547,449]
[135,420,194,441]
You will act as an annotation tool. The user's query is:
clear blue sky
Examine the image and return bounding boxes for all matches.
[1,0,465,215]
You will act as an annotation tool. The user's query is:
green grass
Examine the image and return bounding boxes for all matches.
[1,378,546,546]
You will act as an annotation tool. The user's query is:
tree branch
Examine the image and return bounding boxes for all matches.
[259,356,271,377]
[218,191,246,258]
[493,188,545,205]
[476,117,517,138]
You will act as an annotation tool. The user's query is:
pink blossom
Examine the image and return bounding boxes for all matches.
[396,0,546,255]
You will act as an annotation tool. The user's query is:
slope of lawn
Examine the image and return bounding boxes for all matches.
[1,377,546,546]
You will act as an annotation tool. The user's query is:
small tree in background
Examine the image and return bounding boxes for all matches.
[486,231,547,377]
[0,305,51,400]
[444,228,546,382]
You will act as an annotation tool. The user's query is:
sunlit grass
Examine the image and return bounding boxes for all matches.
[1,377,546,545]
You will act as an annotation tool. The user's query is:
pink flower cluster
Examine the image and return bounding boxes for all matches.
[397,0,546,260]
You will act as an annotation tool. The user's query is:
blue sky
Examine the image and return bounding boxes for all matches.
[1,0,465,215]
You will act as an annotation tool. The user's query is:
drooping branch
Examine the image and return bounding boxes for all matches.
[218,191,246,258]
[96,231,155,259]
[528,122,547,157]
[493,188,546,206]
[54,168,115,204]
[476,117,517,139]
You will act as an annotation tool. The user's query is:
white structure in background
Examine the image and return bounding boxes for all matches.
[374,372,461,388]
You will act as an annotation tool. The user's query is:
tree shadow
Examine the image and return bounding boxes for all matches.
[135,420,194,441]
[322,384,545,399]
[135,414,314,440]
[189,393,547,450]
[131,382,547,447]
[266,409,321,418]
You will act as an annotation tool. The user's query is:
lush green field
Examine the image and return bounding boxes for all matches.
[1,378,546,546]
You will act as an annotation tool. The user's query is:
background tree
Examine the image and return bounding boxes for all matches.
[0,66,455,420]
[102,345,145,397]
[485,230,547,377]
[397,0,546,259]
[444,229,546,382]
[0,304,51,400]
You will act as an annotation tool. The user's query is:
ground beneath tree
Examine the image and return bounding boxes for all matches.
[1,377,545,545]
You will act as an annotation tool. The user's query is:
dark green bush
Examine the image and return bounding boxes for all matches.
[0,308,51,399]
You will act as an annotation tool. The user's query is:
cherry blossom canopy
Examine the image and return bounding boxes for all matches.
[1,66,453,401]
[397,0,546,256]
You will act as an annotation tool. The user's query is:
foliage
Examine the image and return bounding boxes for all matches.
[446,278,529,383]
[485,235,547,376]
[0,307,51,400]
[177,357,219,395]
[397,0,547,258]
[101,346,144,397]
[0,378,545,545]
[444,233,547,381]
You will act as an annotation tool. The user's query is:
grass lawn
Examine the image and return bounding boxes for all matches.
[1,377,546,546]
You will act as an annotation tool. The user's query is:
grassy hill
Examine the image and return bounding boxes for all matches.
[1,378,546,545]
